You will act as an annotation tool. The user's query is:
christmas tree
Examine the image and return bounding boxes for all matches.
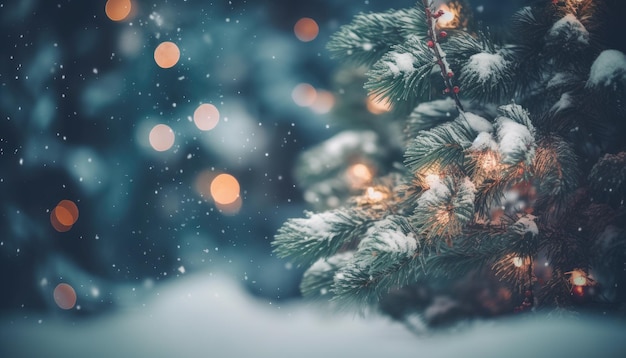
[273,0,626,329]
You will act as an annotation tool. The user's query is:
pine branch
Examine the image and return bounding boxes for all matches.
[365,35,437,104]
[588,152,626,207]
[404,117,476,174]
[531,135,581,221]
[273,209,372,265]
[458,49,513,104]
[412,175,476,246]
[332,216,422,306]
[495,104,536,167]
[327,7,427,67]
[421,0,464,111]
[404,98,459,141]
[300,252,354,299]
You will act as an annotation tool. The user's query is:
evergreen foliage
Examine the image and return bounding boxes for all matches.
[274,0,626,329]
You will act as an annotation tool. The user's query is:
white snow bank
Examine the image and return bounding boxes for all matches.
[1,274,625,358]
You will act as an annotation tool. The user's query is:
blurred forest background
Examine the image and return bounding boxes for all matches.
[0,0,527,315]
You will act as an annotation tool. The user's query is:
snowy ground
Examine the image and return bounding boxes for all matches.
[1,274,625,358]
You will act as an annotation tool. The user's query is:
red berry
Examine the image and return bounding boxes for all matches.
[525,290,533,297]
[453,86,460,94]
[443,88,450,94]
[427,40,435,48]
[447,71,454,78]
[439,31,448,38]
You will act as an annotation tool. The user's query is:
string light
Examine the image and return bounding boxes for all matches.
[365,187,385,202]
[569,269,588,286]
[512,256,524,268]
[436,4,455,27]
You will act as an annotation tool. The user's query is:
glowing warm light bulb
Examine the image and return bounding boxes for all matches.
[193,103,220,131]
[53,283,77,310]
[294,17,319,42]
[292,83,317,107]
[149,124,175,152]
[105,0,132,21]
[210,173,240,205]
[437,4,456,28]
[154,41,180,69]
[512,257,524,267]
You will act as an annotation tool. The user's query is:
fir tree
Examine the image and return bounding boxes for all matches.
[274,0,626,329]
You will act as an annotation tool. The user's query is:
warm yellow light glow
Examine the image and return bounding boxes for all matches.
[292,83,317,107]
[512,257,524,268]
[210,173,240,205]
[53,283,77,310]
[570,270,588,286]
[347,163,373,187]
[149,124,175,152]
[436,4,457,28]
[366,94,391,114]
[294,17,319,42]
[154,41,180,69]
[481,151,499,172]
[365,187,384,202]
[105,0,132,21]
[193,103,220,131]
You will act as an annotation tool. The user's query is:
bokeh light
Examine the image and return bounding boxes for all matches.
[193,103,220,131]
[149,124,175,152]
[53,283,77,310]
[210,173,240,205]
[437,4,456,28]
[50,200,79,232]
[310,90,335,114]
[366,94,392,114]
[294,17,319,42]
[346,163,373,188]
[292,83,317,107]
[105,0,132,21]
[154,41,180,69]
[216,196,243,215]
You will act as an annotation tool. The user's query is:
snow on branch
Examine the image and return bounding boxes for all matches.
[366,35,436,103]
[327,7,427,67]
[273,209,371,265]
[404,116,477,174]
[301,252,354,299]
[413,175,476,246]
[459,51,512,103]
[495,104,536,167]
[332,216,422,305]
[586,49,626,89]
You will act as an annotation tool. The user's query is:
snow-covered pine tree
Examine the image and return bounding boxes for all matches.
[274,0,626,329]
